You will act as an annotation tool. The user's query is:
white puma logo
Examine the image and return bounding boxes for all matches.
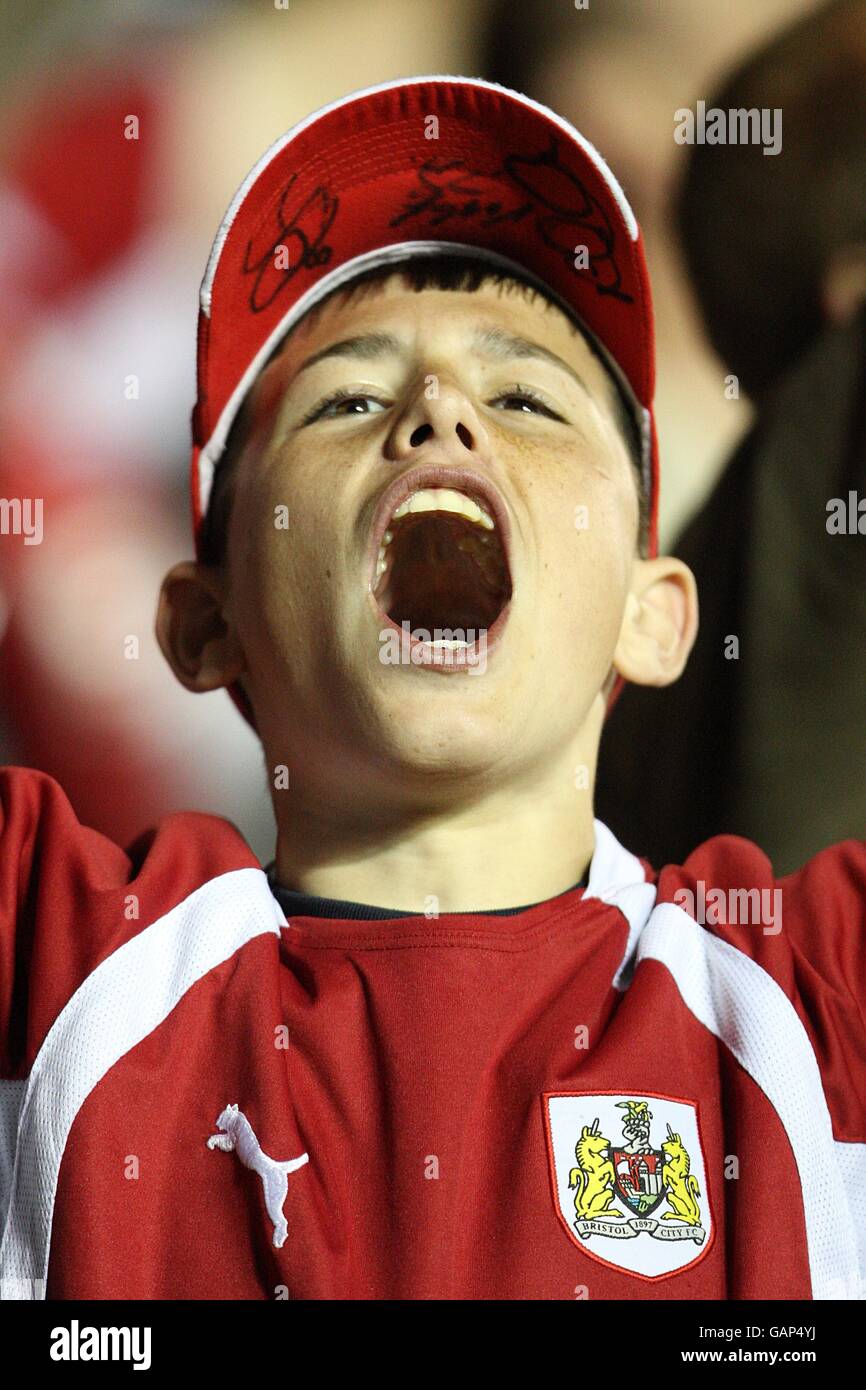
[207,1103,309,1249]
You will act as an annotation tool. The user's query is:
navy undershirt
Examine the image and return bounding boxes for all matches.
[266,865,586,921]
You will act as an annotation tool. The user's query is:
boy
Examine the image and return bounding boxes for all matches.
[0,77,863,1301]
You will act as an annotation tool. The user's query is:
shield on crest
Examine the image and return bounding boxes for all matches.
[611,1147,666,1216]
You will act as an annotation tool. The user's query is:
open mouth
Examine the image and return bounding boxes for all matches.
[370,483,513,669]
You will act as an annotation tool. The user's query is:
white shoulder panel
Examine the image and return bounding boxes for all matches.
[637,902,863,1300]
[0,866,285,1300]
[586,820,863,1299]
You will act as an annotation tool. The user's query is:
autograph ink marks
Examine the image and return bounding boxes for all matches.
[242,173,339,313]
[389,160,536,229]
[239,138,631,312]
[389,140,632,303]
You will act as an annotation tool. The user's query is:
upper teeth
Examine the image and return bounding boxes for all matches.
[375,488,497,580]
[390,488,495,529]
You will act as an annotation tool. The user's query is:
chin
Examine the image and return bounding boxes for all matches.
[372,686,519,779]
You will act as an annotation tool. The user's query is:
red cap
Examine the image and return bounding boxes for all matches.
[192,75,657,550]
[191,76,658,725]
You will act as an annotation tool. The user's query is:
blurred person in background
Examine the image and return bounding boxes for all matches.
[596,0,866,872]
[481,0,820,544]
[0,0,478,854]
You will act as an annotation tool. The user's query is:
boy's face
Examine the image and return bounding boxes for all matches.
[161,276,694,805]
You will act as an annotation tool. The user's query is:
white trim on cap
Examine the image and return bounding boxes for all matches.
[199,73,639,317]
[196,239,649,520]
[639,405,653,499]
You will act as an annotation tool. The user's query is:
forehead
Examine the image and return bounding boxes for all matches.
[255,274,614,400]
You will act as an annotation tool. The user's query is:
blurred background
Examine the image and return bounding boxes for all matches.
[0,0,853,865]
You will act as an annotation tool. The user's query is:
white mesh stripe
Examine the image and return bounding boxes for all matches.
[637,903,862,1300]
[0,1081,26,1242]
[586,820,862,1299]
[200,73,638,315]
[834,1140,866,1296]
[0,867,285,1301]
[583,818,657,990]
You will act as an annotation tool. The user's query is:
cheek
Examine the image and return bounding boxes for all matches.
[232,446,363,669]
[533,475,633,647]
[230,459,322,640]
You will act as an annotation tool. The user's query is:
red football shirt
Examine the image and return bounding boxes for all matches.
[0,766,863,1299]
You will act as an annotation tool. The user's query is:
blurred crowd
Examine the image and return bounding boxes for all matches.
[0,0,862,869]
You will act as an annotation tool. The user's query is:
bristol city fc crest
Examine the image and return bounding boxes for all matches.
[543,1092,714,1280]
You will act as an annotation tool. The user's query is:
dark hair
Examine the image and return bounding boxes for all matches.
[198,255,649,565]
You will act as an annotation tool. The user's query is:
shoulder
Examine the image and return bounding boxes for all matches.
[644,831,866,1143]
[0,765,267,1074]
[1,762,260,921]
[652,831,866,982]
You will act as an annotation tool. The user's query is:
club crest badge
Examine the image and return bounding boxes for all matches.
[543,1092,714,1280]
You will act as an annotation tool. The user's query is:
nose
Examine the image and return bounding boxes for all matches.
[384,373,490,463]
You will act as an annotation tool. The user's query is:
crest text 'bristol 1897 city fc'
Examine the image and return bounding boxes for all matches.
[543,1092,715,1280]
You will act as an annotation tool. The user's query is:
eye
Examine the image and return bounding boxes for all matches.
[488,385,565,422]
[302,388,389,425]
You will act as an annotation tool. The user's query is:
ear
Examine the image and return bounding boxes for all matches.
[155,561,245,693]
[612,555,698,687]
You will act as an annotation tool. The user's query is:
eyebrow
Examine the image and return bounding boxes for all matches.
[470,326,591,396]
[295,332,404,376]
[294,325,591,395]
